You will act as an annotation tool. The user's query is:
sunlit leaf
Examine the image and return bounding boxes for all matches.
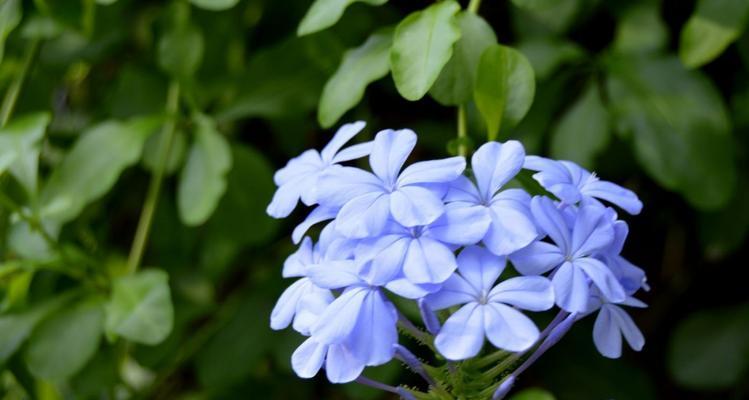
[679,0,749,68]
[510,388,556,400]
[0,112,50,197]
[298,0,388,36]
[0,0,21,64]
[390,0,461,101]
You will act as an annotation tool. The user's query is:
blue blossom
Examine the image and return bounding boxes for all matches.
[317,129,465,238]
[354,205,489,286]
[588,294,646,359]
[510,197,626,313]
[292,337,365,383]
[267,121,372,218]
[446,141,537,255]
[524,156,643,215]
[426,246,554,359]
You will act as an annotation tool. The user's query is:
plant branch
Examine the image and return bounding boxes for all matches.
[456,106,467,157]
[1,39,40,127]
[467,0,483,13]
[126,81,180,274]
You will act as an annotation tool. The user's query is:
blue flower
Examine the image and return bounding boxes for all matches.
[292,337,365,383]
[267,121,372,218]
[426,246,554,359]
[510,197,626,313]
[600,219,650,294]
[317,129,465,238]
[524,156,643,215]
[446,141,538,255]
[354,205,489,286]
[590,295,646,359]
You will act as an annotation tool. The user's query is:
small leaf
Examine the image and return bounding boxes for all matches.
[390,0,461,101]
[24,299,104,380]
[510,388,556,400]
[189,0,239,11]
[679,0,749,68]
[613,3,669,55]
[40,116,161,224]
[178,114,232,226]
[105,269,174,345]
[0,113,50,197]
[298,0,388,36]
[318,28,393,128]
[430,12,497,106]
[474,44,536,140]
[550,83,610,168]
[668,304,749,389]
[141,129,187,175]
[511,0,582,34]
[157,23,204,78]
[517,37,584,81]
[0,297,66,364]
[0,0,21,64]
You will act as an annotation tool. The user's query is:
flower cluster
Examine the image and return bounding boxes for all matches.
[267,122,649,394]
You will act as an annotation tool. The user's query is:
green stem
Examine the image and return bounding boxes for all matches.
[475,349,511,369]
[126,81,180,274]
[457,106,467,157]
[1,39,40,127]
[467,0,482,13]
[0,191,56,248]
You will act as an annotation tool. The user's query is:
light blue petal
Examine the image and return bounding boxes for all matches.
[283,237,315,277]
[571,205,614,257]
[610,304,645,352]
[484,303,539,352]
[335,192,391,238]
[350,290,398,366]
[553,261,590,313]
[357,236,410,286]
[321,121,366,163]
[425,274,478,310]
[427,203,490,245]
[293,282,334,335]
[488,276,554,311]
[316,166,383,207]
[369,129,416,185]
[270,278,308,330]
[607,255,648,295]
[485,191,537,255]
[575,257,626,303]
[397,156,466,186]
[292,337,327,379]
[386,277,441,299]
[583,179,643,215]
[312,287,368,344]
[456,246,505,294]
[334,141,374,163]
[471,141,525,201]
[403,237,457,284]
[325,343,365,383]
[434,303,485,360]
[390,185,445,227]
[274,149,322,186]
[593,304,621,358]
[509,241,564,276]
[445,175,481,203]
[530,196,571,253]
[267,179,305,218]
[306,261,361,289]
[292,207,338,244]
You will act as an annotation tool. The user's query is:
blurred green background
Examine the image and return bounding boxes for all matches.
[1,0,749,399]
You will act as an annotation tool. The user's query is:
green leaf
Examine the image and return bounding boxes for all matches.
[40,116,161,224]
[430,12,497,106]
[613,3,669,55]
[699,177,749,259]
[511,0,581,35]
[105,269,174,345]
[0,0,21,64]
[298,0,388,36]
[679,0,749,68]
[607,55,736,210]
[517,37,584,80]
[177,114,232,226]
[157,23,204,78]
[24,299,104,380]
[142,129,187,176]
[390,0,461,101]
[318,28,392,128]
[668,304,749,389]
[510,388,556,400]
[0,113,50,197]
[189,0,239,11]
[0,297,66,364]
[550,83,610,168]
[474,44,536,140]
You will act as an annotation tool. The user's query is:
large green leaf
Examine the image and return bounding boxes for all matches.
[607,55,736,210]
[0,297,66,364]
[105,269,174,345]
[474,44,536,140]
[158,23,204,78]
[189,0,239,11]
[0,113,50,197]
[668,304,749,389]
[679,0,749,68]
[510,388,556,400]
[390,0,461,101]
[298,0,388,36]
[430,12,497,106]
[318,28,393,128]
[0,0,21,64]
[24,298,104,380]
[39,116,161,224]
[550,83,610,168]
[177,114,232,226]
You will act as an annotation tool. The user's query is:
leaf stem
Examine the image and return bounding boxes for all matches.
[467,0,482,13]
[126,81,180,274]
[457,106,467,157]
[0,190,56,248]
[1,39,40,127]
